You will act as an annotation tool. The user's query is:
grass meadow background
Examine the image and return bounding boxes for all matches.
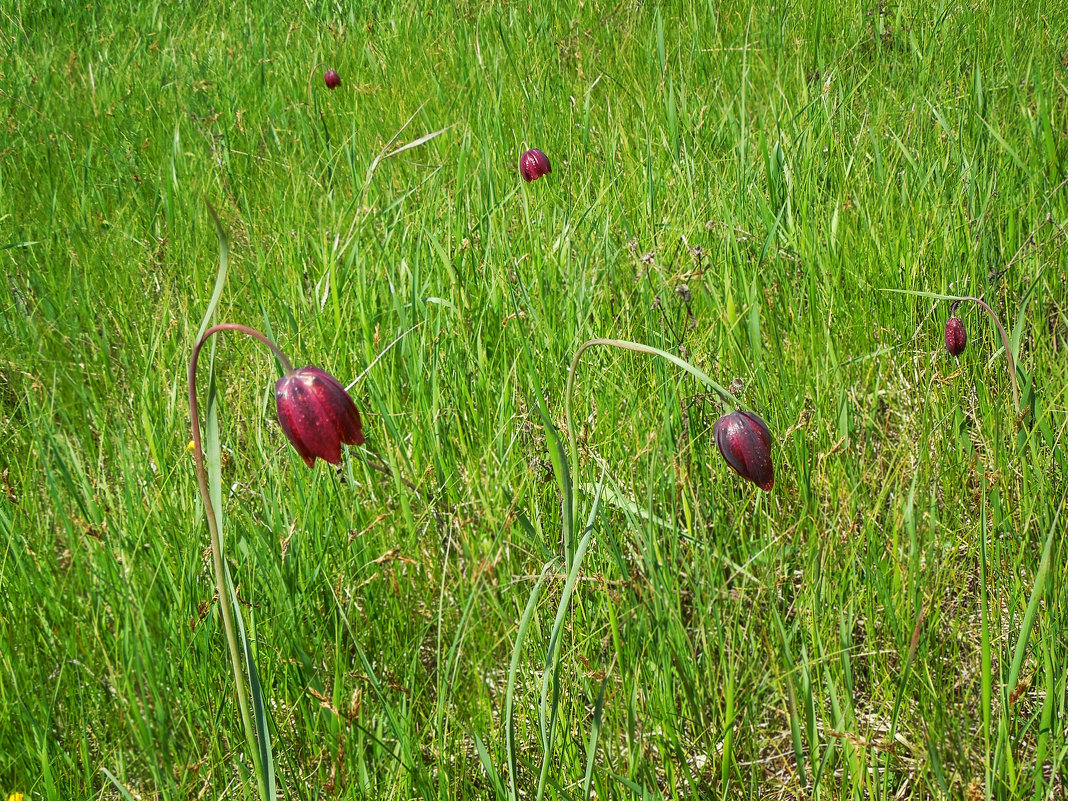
[2,0,1068,798]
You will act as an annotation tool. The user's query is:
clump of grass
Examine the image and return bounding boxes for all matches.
[2,2,1066,799]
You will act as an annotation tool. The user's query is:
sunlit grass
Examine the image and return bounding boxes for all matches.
[1,1,1066,799]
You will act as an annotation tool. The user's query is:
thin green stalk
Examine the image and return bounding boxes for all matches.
[535,525,595,801]
[305,61,332,109]
[980,491,993,800]
[188,323,291,801]
[957,296,1021,415]
[506,560,557,801]
[564,338,741,531]
[881,289,1021,414]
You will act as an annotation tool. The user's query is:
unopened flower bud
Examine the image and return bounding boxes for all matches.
[945,316,967,356]
[275,366,364,467]
[714,410,774,491]
[519,148,551,182]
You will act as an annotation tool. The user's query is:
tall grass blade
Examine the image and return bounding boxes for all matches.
[197,203,230,343]
[506,559,557,801]
[100,768,137,801]
[536,472,605,801]
[472,731,506,799]
[582,677,608,801]
[225,563,275,800]
[772,610,807,787]
[1006,487,1065,694]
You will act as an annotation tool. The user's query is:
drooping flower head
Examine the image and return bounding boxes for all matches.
[323,69,341,89]
[945,316,967,356]
[714,410,774,491]
[275,366,364,467]
[519,148,551,182]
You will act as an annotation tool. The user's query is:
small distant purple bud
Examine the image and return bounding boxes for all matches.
[519,148,551,182]
[945,317,967,356]
[714,410,774,492]
[323,70,341,89]
[275,366,364,467]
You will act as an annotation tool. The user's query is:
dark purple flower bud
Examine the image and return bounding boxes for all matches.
[519,148,551,182]
[945,316,966,356]
[323,69,341,89]
[714,410,774,492]
[275,366,364,467]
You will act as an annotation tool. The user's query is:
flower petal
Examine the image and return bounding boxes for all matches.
[275,366,363,467]
[714,411,774,491]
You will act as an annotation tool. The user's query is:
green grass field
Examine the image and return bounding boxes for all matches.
[2,1,1068,798]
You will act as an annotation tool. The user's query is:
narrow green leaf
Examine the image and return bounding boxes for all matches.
[100,768,137,801]
[506,558,557,801]
[1006,487,1066,695]
[582,677,609,801]
[472,731,506,799]
[536,474,605,801]
[196,202,230,343]
[772,610,807,786]
[225,566,275,801]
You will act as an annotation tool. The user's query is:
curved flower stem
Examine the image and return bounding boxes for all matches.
[188,323,291,800]
[195,323,294,374]
[305,62,331,109]
[958,296,1021,415]
[564,338,742,530]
